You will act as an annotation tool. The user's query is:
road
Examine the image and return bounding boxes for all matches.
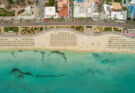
[0,21,135,29]
[36,0,45,22]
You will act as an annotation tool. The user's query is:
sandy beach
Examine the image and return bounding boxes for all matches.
[0,29,135,52]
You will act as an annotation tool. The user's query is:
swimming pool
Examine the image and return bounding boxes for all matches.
[78,0,83,2]
[130,6,134,17]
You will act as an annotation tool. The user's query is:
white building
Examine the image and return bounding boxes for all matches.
[44,7,56,18]
[104,2,127,20]
[130,0,135,4]
[104,4,112,16]
[73,0,96,18]
[111,11,127,20]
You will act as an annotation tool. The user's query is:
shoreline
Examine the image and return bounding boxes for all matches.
[0,48,135,54]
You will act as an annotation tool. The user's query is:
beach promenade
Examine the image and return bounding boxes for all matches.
[0,29,135,52]
[0,21,135,29]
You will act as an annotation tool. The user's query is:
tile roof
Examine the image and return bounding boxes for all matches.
[59,6,68,17]
[58,0,68,17]
[94,0,99,4]
[58,0,68,8]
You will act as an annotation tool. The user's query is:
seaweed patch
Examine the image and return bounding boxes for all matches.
[92,53,100,58]
[18,50,23,52]
[11,51,16,59]
[10,68,68,78]
[77,68,105,76]
[101,59,116,64]
[51,51,67,62]
[40,51,45,61]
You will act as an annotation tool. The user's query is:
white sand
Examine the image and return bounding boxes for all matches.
[0,29,135,52]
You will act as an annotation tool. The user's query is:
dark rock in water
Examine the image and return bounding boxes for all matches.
[108,53,112,55]
[91,71,95,75]
[12,68,19,72]
[18,50,23,52]
[40,51,45,61]
[33,50,46,61]
[92,53,100,58]
[80,68,105,76]
[57,74,67,77]
[51,51,67,62]
[33,50,38,52]
[10,68,68,78]
[10,68,24,78]
[103,52,112,55]
[11,51,16,59]
[24,72,32,76]
[101,59,116,64]
[10,68,33,78]
[46,89,50,93]
[35,74,68,78]
[18,74,24,78]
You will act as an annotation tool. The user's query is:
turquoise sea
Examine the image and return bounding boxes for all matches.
[0,50,135,93]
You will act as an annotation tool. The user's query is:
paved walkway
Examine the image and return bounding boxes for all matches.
[0,21,135,29]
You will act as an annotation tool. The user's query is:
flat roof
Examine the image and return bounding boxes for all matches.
[45,7,56,16]
[131,0,135,4]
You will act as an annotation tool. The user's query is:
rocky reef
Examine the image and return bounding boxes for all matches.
[10,68,68,79]
[51,51,67,62]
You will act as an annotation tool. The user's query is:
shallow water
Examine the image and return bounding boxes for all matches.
[0,50,135,93]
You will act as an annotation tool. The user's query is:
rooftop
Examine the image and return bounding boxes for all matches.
[58,0,68,17]
[112,2,122,12]
[73,0,93,18]
[130,0,135,4]
[58,0,68,8]
[45,7,56,16]
[94,0,99,4]
[59,5,68,17]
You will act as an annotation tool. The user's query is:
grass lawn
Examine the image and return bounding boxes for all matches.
[17,9,25,15]
[103,27,112,32]
[71,26,84,32]
[114,0,121,2]
[40,27,43,31]
[4,27,19,32]
[0,0,2,5]
[113,28,122,32]
[104,0,112,4]
[0,8,15,16]
[45,0,55,6]
[86,26,92,28]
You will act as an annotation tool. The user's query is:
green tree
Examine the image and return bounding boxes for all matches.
[49,0,55,6]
